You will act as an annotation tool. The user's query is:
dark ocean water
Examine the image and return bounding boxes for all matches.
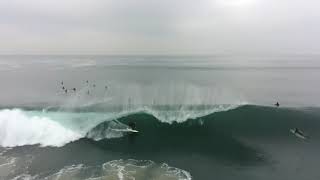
[0,55,320,180]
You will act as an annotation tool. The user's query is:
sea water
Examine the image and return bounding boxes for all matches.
[0,55,320,180]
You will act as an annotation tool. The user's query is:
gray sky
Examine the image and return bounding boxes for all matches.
[0,0,319,55]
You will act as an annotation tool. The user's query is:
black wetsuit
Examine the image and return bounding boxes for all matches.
[294,128,303,135]
[128,122,136,130]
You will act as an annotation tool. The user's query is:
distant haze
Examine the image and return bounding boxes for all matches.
[0,0,319,55]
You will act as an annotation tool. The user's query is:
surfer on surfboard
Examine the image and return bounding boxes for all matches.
[128,122,139,133]
[291,128,308,139]
[109,121,138,133]
[128,122,136,130]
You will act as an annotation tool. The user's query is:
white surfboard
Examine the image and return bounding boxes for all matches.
[290,129,306,139]
[112,128,139,133]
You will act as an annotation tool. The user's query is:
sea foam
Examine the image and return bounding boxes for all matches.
[0,109,81,147]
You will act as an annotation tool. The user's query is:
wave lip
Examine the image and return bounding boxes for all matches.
[143,104,241,123]
[0,109,82,147]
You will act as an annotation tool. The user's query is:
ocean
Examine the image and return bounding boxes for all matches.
[0,55,320,180]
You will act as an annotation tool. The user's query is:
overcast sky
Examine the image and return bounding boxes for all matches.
[0,0,319,55]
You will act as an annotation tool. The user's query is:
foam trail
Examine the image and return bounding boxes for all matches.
[10,159,192,180]
[0,109,81,147]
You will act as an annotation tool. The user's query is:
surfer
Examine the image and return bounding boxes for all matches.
[128,122,136,130]
[65,89,68,94]
[293,128,303,135]
[128,122,137,143]
[72,87,76,92]
[291,128,308,139]
[275,102,280,107]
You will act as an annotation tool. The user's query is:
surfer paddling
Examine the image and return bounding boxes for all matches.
[291,128,308,139]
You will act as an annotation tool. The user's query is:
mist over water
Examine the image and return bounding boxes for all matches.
[0,55,320,107]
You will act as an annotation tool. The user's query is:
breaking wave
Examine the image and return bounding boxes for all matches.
[0,104,240,147]
[0,109,81,147]
[2,103,317,148]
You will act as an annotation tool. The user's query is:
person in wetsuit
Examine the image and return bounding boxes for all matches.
[294,128,303,135]
[128,122,136,130]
